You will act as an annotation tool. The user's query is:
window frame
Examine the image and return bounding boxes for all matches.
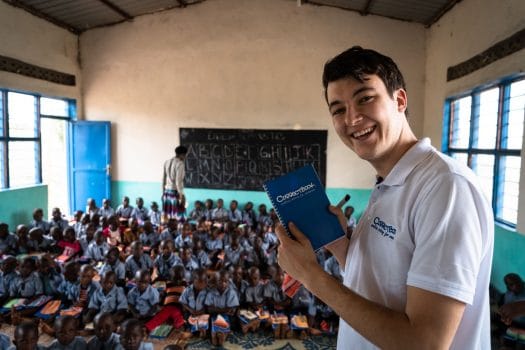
[443,74,525,228]
[0,88,75,190]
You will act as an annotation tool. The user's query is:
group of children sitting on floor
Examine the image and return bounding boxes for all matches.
[0,195,354,349]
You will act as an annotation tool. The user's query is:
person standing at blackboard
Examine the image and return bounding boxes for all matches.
[275,47,493,349]
[162,145,187,221]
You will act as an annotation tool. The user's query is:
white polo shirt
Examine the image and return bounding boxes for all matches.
[337,138,494,350]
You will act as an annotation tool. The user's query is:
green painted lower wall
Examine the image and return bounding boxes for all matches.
[111,180,523,292]
[0,185,48,230]
[492,225,525,292]
[111,180,371,220]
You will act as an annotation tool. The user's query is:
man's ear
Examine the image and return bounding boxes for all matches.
[394,88,408,114]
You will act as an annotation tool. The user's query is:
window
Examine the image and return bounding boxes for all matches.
[0,89,74,190]
[444,76,525,227]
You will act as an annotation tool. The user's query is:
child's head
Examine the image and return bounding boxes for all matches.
[204,199,213,209]
[182,222,192,237]
[130,241,143,258]
[151,201,159,211]
[180,247,192,263]
[80,264,95,287]
[344,206,355,217]
[0,222,8,239]
[101,271,116,294]
[13,321,39,350]
[38,254,55,274]
[29,227,43,242]
[194,200,202,209]
[230,200,238,211]
[143,221,154,233]
[102,198,111,208]
[136,197,144,208]
[64,227,76,243]
[269,264,284,285]
[258,204,267,214]
[119,318,145,350]
[193,238,203,253]
[129,218,139,231]
[106,246,120,265]
[504,273,524,295]
[20,257,37,278]
[50,226,63,242]
[1,256,17,273]
[135,269,151,293]
[54,315,77,346]
[95,229,105,244]
[122,196,130,207]
[216,270,230,294]
[94,312,115,343]
[33,208,44,221]
[244,201,253,211]
[232,265,244,284]
[160,240,174,257]
[81,213,91,225]
[192,268,208,291]
[87,198,96,209]
[51,207,62,220]
[64,261,80,283]
[85,223,96,241]
[170,265,185,284]
[230,235,239,250]
[74,210,83,221]
[16,224,29,237]
[248,266,260,287]
[216,198,224,208]
[167,218,177,231]
[107,215,118,230]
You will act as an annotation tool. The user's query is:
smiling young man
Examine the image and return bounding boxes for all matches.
[275,47,494,349]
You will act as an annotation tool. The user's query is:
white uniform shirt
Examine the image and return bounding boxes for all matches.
[163,157,185,195]
[338,138,493,350]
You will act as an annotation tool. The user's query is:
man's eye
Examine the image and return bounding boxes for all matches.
[359,96,373,104]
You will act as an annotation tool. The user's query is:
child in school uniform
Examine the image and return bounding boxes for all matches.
[99,198,115,219]
[224,235,244,268]
[179,268,209,337]
[85,271,128,324]
[15,225,31,255]
[154,240,181,281]
[205,269,239,346]
[131,197,149,226]
[49,208,69,232]
[179,247,199,283]
[264,264,292,338]
[230,264,248,307]
[0,256,18,304]
[10,257,43,299]
[125,241,154,280]
[174,223,193,250]
[29,208,51,234]
[38,254,63,298]
[149,202,162,230]
[206,227,224,270]
[192,239,211,269]
[144,265,186,332]
[8,320,46,350]
[117,318,154,350]
[79,223,96,255]
[127,269,160,320]
[115,196,134,225]
[27,228,52,253]
[0,222,18,256]
[86,229,110,263]
[58,264,98,324]
[139,221,159,249]
[98,247,126,288]
[46,315,87,350]
[87,312,120,350]
[159,218,177,242]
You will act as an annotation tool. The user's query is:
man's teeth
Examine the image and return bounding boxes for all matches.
[353,127,374,138]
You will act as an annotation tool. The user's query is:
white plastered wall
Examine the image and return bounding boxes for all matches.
[80,0,426,189]
[0,1,80,102]
[425,0,525,232]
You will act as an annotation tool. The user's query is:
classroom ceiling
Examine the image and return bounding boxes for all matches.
[3,0,461,34]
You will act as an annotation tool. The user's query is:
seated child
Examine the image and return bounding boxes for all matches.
[206,227,224,270]
[99,247,126,287]
[139,221,159,249]
[9,257,43,298]
[122,218,140,246]
[179,268,209,336]
[49,207,69,232]
[104,215,121,246]
[57,227,82,262]
[145,265,186,332]
[118,318,154,350]
[0,256,18,304]
[127,269,160,320]
[230,264,248,307]
[15,225,31,255]
[205,269,239,346]
[243,266,265,312]
[174,223,193,250]
[79,223,96,254]
[46,315,87,350]
[179,247,199,283]
[85,271,128,324]
[38,254,64,297]
[27,228,52,253]
[264,265,291,338]
[192,239,211,269]
[224,235,243,268]
[59,264,98,314]
[154,240,181,281]
[159,219,177,242]
[86,229,110,263]
[87,312,120,350]
[149,202,161,230]
[29,208,51,234]
[0,222,18,256]
[8,320,46,350]
[125,241,154,280]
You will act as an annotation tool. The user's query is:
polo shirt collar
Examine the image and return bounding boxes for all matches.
[380,138,433,187]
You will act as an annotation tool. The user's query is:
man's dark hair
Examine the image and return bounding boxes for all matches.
[175,145,188,156]
[322,46,406,103]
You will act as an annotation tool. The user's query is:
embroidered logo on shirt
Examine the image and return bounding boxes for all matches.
[371,217,397,240]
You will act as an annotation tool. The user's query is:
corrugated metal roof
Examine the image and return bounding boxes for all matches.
[2,0,461,34]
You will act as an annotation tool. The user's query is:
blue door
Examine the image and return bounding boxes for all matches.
[69,121,111,212]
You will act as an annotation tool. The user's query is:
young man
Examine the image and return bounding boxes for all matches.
[162,145,187,220]
[275,46,493,349]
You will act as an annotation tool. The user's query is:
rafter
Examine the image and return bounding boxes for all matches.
[97,0,133,20]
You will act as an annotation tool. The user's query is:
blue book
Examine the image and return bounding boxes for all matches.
[263,164,345,251]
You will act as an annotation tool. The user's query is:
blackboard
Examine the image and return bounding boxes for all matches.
[180,128,327,191]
